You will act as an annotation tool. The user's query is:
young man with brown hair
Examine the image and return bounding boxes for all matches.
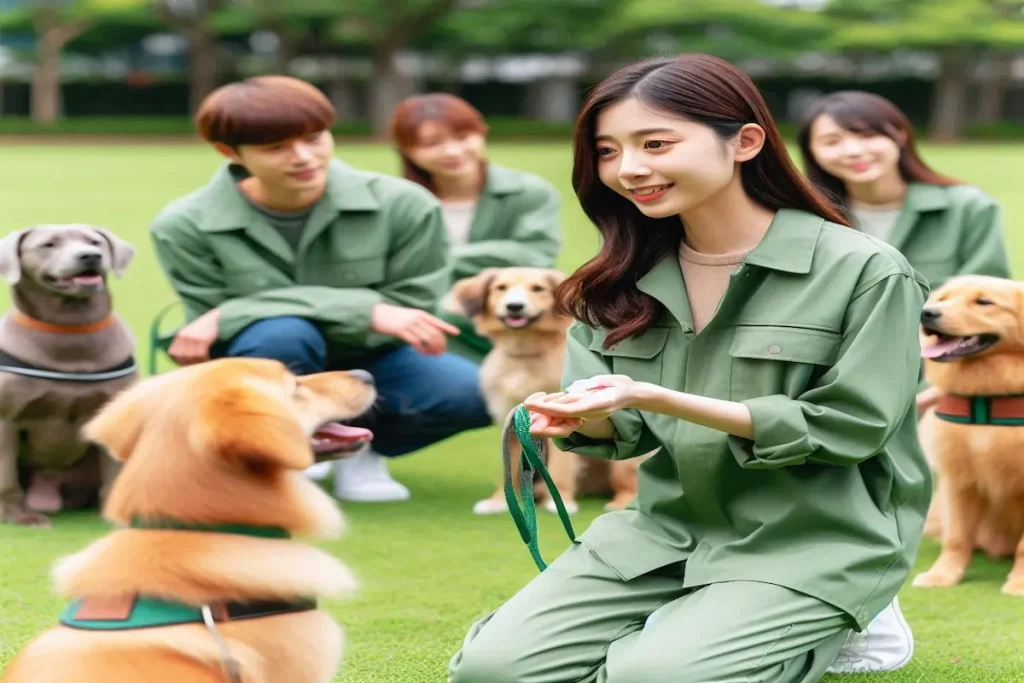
[150,75,491,502]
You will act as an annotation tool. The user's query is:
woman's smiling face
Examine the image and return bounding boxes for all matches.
[594,97,739,219]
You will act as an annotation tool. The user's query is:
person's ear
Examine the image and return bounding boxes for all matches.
[213,143,243,163]
[733,123,766,163]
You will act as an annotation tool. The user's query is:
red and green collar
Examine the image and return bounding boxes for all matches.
[935,393,1024,426]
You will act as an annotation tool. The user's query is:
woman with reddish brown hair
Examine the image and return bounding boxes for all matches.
[797,91,1012,674]
[388,93,563,361]
[449,54,931,683]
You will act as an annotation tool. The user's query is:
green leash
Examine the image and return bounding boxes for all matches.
[502,405,579,571]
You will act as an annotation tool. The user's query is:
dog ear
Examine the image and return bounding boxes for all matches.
[0,229,28,285]
[450,269,500,318]
[90,226,135,278]
[189,385,313,472]
[544,268,567,291]
[81,376,153,462]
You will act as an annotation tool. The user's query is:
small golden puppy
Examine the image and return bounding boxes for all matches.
[2,357,376,683]
[450,267,643,516]
[914,275,1024,596]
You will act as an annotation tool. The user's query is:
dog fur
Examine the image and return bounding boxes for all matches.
[0,224,138,527]
[449,267,643,516]
[913,274,1024,596]
[1,357,375,683]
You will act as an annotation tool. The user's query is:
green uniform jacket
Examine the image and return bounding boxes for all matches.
[150,159,451,361]
[885,182,1011,286]
[451,164,562,281]
[555,209,932,631]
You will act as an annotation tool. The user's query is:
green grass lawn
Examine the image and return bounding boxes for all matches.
[1,141,1023,682]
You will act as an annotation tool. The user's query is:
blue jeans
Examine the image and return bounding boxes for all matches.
[213,316,492,457]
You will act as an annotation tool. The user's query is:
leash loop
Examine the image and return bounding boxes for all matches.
[201,605,243,683]
[502,404,579,571]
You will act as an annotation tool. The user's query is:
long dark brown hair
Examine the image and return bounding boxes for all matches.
[388,93,490,193]
[559,53,849,348]
[796,90,960,211]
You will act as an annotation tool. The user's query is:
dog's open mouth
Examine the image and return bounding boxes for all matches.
[499,313,541,329]
[921,328,999,362]
[311,422,372,454]
[46,270,105,288]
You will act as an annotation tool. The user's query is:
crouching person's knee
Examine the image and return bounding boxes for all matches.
[448,613,525,683]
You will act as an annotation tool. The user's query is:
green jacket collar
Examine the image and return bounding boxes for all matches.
[482,164,526,196]
[202,159,380,233]
[743,208,824,275]
[637,209,824,331]
[887,182,950,250]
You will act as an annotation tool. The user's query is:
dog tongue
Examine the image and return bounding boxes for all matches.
[922,336,969,359]
[70,274,104,285]
[313,423,372,444]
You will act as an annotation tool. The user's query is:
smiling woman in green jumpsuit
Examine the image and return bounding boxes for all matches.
[447,53,932,683]
[388,93,563,362]
[797,91,1012,674]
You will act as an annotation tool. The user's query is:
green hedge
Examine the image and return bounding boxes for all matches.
[0,117,1020,141]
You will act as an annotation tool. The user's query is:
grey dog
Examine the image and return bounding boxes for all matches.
[0,224,138,527]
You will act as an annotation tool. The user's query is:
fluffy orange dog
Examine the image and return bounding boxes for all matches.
[914,275,1024,596]
[450,267,644,516]
[2,357,376,683]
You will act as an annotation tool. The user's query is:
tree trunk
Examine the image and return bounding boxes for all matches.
[31,36,63,124]
[187,28,219,115]
[976,52,1012,124]
[928,48,971,142]
[275,29,298,75]
[368,45,409,138]
[29,11,90,125]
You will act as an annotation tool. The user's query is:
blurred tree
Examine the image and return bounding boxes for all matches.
[0,0,152,123]
[594,0,834,64]
[323,0,469,136]
[821,0,1024,140]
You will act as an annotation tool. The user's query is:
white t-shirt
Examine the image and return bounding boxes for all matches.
[850,206,903,244]
[441,200,477,246]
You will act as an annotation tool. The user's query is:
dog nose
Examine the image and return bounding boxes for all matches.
[348,369,375,386]
[920,308,941,324]
[505,302,525,313]
[78,252,102,266]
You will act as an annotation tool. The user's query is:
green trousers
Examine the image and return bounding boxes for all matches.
[449,543,853,683]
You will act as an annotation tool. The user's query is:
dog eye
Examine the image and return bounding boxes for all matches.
[41,241,56,249]
[495,284,508,291]
[530,285,545,293]
[975,297,993,305]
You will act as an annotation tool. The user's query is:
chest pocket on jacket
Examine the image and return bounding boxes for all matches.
[728,325,841,401]
[589,328,670,386]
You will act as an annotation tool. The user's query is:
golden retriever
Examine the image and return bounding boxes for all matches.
[913,274,1024,596]
[1,357,376,682]
[449,267,643,516]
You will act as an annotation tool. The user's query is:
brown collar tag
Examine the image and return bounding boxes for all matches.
[73,595,137,621]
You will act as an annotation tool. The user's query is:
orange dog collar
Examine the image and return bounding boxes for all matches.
[11,309,115,335]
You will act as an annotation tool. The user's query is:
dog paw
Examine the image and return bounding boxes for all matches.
[473,498,509,515]
[542,498,578,515]
[1000,578,1024,597]
[912,569,963,588]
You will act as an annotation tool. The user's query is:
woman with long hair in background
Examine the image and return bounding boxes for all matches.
[798,91,1013,674]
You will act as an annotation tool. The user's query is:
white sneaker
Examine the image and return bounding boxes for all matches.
[827,597,914,674]
[304,461,334,481]
[332,447,411,502]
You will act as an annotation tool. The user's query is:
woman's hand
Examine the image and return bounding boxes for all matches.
[525,375,642,421]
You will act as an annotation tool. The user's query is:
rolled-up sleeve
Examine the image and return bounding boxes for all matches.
[730,271,928,469]
[554,323,662,460]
